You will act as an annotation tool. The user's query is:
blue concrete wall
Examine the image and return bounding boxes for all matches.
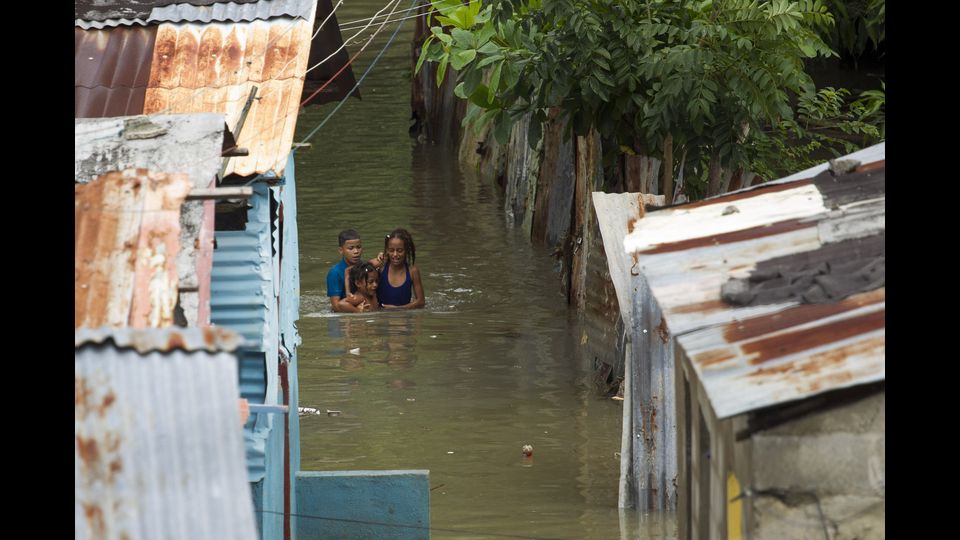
[296,471,431,540]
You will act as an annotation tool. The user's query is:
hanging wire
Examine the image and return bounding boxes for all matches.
[336,0,466,33]
[294,0,415,148]
[337,4,455,33]
[78,0,456,185]
[306,0,405,74]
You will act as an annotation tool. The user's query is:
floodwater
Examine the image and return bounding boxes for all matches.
[292,3,674,538]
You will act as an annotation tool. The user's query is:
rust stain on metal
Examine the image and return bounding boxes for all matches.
[855,160,885,173]
[745,309,885,365]
[801,335,884,381]
[656,317,669,344]
[681,179,814,209]
[670,299,729,315]
[747,361,797,377]
[627,217,638,234]
[639,218,814,254]
[694,349,737,368]
[76,435,101,466]
[167,332,187,350]
[76,169,190,329]
[636,193,647,219]
[806,372,856,393]
[723,288,885,343]
[76,375,92,410]
[84,503,106,538]
[100,391,116,417]
[144,19,313,176]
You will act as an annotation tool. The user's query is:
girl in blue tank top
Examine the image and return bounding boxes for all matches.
[379,228,425,310]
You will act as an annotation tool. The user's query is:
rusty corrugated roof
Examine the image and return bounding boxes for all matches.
[615,143,885,417]
[76,326,244,353]
[75,326,257,540]
[143,16,315,176]
[75,169,192,329]
[679,288,884,418]
[76,0,355,163]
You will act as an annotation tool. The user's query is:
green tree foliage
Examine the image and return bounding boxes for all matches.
[417,0,884,195]
[819,0,884,61]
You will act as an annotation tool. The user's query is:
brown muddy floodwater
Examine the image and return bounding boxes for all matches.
[293,3,674,538]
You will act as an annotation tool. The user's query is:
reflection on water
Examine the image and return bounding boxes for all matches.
[292,1,674,537]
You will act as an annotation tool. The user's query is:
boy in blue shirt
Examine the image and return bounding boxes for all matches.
[327,229,383,312]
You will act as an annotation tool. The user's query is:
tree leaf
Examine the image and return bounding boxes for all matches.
[450,49,477,70]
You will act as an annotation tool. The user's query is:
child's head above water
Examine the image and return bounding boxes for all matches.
[338,228,363,265]
[348,262,379,294]
[384,228,416,266]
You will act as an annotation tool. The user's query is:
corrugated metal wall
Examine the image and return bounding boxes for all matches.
[211,182,279,484]
[75,328,257,540]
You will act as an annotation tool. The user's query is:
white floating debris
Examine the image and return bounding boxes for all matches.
[349,348,360,355]
[326,410,342,416]
[366,319,375,323]
[298,407,320,416]
[406,398,416,402]
[430,335,437,339]
[447,451,455,454]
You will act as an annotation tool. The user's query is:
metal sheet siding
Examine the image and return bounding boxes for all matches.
[148,0,315,24]
[143,15,315,176]
[278,153,303,535]
[76,0,264,23]
[76,326,244,352]
[679,289,885,419]
[626,155,885,411]
[75,26,157,118]
[75,169,192,329]
[211,183,279,482]
[75,114,225,325]
[627,271,677,512]
[600,145,885,511]
[75,328,257,540]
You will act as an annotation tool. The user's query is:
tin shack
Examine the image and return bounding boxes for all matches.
[595,143,885,535]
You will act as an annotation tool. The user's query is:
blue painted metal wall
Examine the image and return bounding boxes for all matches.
[212,182,279,484]
[211,181,284,540]
[277,153,303,539]
[296,471,431,539]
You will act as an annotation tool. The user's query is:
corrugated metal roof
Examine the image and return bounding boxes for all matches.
[211,184,279,481]
[149,0,314,23]
[75,169,192,329]
[75,26,157,118]
[75,114,228,326]
[76,326,244,353]
[75,327,257,540]
[76,18,150,30]
[616,143,885,417]
[142,16,314,176]
[678,288,884,419]
[77,0,354,154]
[76,0,262,23]
[76,0,312,28]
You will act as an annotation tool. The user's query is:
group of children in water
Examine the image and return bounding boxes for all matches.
[326,228,425,313]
